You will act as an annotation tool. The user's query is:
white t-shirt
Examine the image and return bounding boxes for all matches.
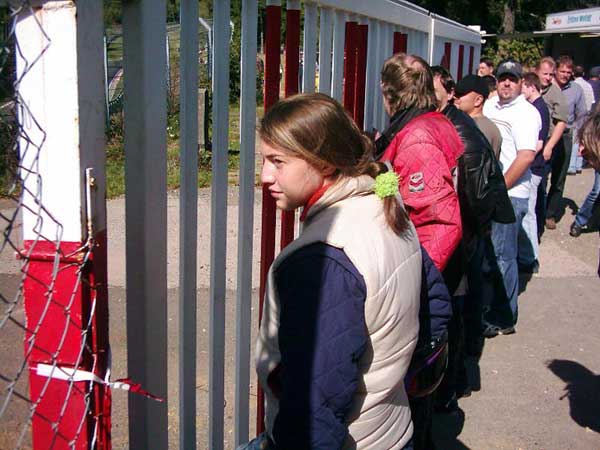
[483,94,541,199]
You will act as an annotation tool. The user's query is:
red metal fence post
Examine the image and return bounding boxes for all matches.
[393,32,407,54]
[457,44,465,80]
[257,0,281,435]
[441,42,452,69]
[343,21,358,114]
[280,1,301,249]
[354,24,368,129]
[468,46,474,75]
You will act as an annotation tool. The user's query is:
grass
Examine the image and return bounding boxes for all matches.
[105,103,258,199]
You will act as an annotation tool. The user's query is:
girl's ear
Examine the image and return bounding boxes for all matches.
[322,164,337,178]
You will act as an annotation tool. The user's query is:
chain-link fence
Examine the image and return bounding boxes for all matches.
[1,3,110,449]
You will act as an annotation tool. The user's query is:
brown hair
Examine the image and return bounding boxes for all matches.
[578,111,600,171]
[431,65,456,94]
[522,72,542,92]
[259,93,410,235]
[556,55,574,70]
[380,53,437,115]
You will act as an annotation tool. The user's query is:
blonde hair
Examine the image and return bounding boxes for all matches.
[380,53,437,115]
[537,56,556,70]
[259,93,409,235]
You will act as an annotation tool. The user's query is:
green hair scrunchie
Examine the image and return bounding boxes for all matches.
[373,171,399,199]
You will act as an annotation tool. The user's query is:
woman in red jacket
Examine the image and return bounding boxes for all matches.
[375,53,464,273]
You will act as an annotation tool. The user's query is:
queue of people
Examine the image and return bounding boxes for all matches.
[238,53,600,450]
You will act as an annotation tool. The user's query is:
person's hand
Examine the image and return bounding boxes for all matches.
[542,145,553,161]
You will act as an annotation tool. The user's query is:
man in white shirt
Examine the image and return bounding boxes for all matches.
[482,60,541,336]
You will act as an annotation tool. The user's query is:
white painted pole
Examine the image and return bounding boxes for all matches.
[428,15,435,65]
[122,0,169,448]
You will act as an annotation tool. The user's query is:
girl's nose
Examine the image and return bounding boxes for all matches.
[260,159,275,185]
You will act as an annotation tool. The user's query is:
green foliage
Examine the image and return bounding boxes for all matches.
[482,38,544,69]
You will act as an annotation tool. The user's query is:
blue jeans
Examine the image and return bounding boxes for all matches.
[575,170,600,227]
[568,136,583,173]
[518,174,541,267]
[487,196,528,327]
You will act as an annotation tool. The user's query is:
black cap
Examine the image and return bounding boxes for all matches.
[496,60,523,79]
[455,74,489,98]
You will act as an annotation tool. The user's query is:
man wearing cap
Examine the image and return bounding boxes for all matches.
[482,60,541,336]
[455,74,502,159]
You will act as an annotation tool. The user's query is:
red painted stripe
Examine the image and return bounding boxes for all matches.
[24,230,110,450]
[457,44,465,80]
[284,8,300,97]
[280,6,301,249]
[258,3,281,435]
[468,46,474,75]
[442,42,451,69]
[264,5,281,111]
[354,24,368,129]
[343,21,358,114]
[393,32,407,54]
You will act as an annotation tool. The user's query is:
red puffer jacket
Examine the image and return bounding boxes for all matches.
[381,111,464,271]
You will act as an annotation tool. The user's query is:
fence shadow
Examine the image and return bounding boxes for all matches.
[547,359,600,433]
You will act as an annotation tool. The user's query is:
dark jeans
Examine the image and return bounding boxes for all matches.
[409,395,434,450]
[464,236,486,354]
[546,131,573,221]
[485,197,529,327]
[536,164,551,238]
[435,295,467,407]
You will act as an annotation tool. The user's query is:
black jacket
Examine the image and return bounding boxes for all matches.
[443,105,515,241]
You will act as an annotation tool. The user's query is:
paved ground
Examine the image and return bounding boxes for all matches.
[1,168,599,449]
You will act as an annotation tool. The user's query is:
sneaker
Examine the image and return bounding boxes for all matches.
[483,323,516,338]
[545,218,557,230]
[570,222,583,237]
[567,170,577,176]
[577,169,582,174]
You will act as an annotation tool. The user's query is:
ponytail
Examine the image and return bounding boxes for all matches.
[365,162,410,236]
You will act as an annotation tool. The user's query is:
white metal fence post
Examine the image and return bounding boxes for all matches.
[178,0,199,448]
[209,1,231,449]
[235,1,258,445]
[122,1,169,449]
[302,2,318,93]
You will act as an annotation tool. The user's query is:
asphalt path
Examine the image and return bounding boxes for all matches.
[1,168,599,449]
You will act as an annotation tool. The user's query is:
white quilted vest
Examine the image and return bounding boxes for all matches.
[256,175,422,450]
